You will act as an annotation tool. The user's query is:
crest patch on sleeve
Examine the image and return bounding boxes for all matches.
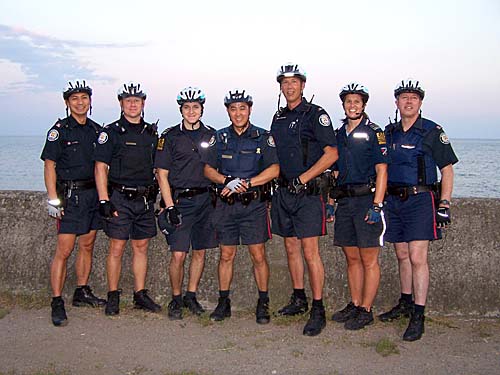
[439,132,450,145]
[97,132,108,145]
[319,114,331,127]
[47,129,59,142]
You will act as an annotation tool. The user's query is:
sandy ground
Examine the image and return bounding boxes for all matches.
[0,303,499,375]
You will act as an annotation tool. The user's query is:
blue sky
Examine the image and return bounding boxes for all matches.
[1,0,499,138]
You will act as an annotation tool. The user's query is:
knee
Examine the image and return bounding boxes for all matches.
[345,253,362,266]
[409,253,427,268]
[251,253,267,268]
[303,248,320,264]
[54,246,73,260]
[192,250,205,262]
[396,250,410,262]
[220,251,236,264]
[170,252,186,265]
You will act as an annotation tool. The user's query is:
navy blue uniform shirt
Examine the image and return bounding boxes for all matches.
[385,117,458,186]
[94,116,158,186]
[40,115,101,181]
[270,98,337,180]
[154,121,216,189]
[334,116,388,185]
[201,123,278,183]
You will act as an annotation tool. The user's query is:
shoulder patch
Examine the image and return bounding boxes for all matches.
[267,135,276,147]
[47,129,59,142]
[157,137,165,151]
[97,132,108,145]
[439,132,450,145]
[318,114,331,127]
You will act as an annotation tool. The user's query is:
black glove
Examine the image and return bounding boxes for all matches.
[288,177,305,194]
[158,210,176,235]
[166,206,182,226]
[99,200,117,219]
[436,207,451,228]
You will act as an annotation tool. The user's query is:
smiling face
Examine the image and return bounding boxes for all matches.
[342,93,366,120]
[280,76,305,108]
[181,102,203,125]
[120,96,145,122]
[227,102,251,131]
[396,92,422,119]
[66,92,90,117]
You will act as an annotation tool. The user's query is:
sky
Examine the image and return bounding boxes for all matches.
[1,0,499,139]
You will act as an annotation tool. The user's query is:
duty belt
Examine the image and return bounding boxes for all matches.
[218,189,261,206]
[60,179,95,190]
[331,184,375,199]
[277,175,325,195]
[173,187,211,199]
[387,185,436,201]
[110,182,157,199]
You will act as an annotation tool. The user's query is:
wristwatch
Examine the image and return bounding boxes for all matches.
[439,199,451,206]
[373,202,384,208]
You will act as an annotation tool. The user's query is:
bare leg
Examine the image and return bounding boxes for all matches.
[342,246,363,306]
[408,240,430,306]
[169,251,187,296]
[187,250,206,293]
[359,247,380,311]
[284,237,304,289]
[50,234,77,296]
[394,242,413,295]
[131,239,150,292]
[106,238,127,291]
[248,243,269,292]
[302,236,324,300]
[75,230,97,286]
[218,245,237,291]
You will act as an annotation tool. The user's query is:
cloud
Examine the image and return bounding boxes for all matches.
[0,24,146,93]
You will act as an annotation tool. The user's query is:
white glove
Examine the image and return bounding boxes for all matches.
[47,198,64,219]
[225,178,243,193]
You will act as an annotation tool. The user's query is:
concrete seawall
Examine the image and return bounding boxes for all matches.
[0,191,498,316]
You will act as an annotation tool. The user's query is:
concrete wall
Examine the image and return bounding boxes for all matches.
[0,191,498,316]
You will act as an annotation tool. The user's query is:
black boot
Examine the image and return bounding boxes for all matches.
[344,306,374,330]
[51,297,68,327]
[168,298,183,320]
[303,304,326,336]
[378,298,414,322]
[183,295,205,316]
[210,297,231,321]
[403,312,425,341]
[72,285,106,307]
[277,294,309,316]
[256,298,270,324]
[133,289,162,313]
[105,290,121,316]
[331,301,357,323]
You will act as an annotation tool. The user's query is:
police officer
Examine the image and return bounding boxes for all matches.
[94,82,161,316]
[41,80,106,326]
[330,83,388,330]
[379,79,458,341]
[155,87,218,320]
[270,63,338,336]
[201,89,279,324]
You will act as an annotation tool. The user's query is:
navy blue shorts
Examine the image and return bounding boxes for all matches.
[58,188,102,235]
[163,192,218,252]
[103,191,157,240]
[385,192,441,243]
[333,194,385,248]
[271,188,327,239]
[213,198,271,246]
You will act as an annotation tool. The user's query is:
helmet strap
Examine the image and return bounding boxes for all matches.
[65,107,69,118]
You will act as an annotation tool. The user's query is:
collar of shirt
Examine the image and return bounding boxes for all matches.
[67,115,88,129]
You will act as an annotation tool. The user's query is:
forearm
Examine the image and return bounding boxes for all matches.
[94,162,110,201]
[299,146,338,184]
[248,164,279,187]
[43,160,58,200]
[374,163,387,204]
[156,168,174,207]
[204,164,225,185]
[439,165,454,204]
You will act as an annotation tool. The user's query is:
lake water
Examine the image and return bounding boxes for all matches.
[0,136,498,198]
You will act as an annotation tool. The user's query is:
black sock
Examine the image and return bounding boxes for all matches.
[401,293,413,304]
[185,291,196,299]
[312,299,323,308]
[414,304,425,315]
[173,294,182,304]
[52,296,63,302]
[258,290,269,301]
[293,288,306,300]
[219,290,230,299]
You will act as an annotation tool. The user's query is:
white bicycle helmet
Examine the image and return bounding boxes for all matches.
[177,87,206,105]
[276,63,307,83]
[224,88,253,107]
[394,78,425,99]
[63,80,92,100]
[117,82,147,100]
[339,82,369,103]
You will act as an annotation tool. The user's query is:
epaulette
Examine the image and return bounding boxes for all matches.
[161,125,177,137]
[52,117,69,129]
[107,121,126,134]
[367,122,382,132]
[202,123,216,132]
[250,128,261,138]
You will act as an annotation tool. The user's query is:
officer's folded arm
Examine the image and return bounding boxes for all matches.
[299,145,338,184]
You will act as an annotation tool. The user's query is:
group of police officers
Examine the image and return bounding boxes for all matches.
[41,63,458,342]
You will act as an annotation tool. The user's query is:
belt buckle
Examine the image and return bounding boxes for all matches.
[399,188,409,201]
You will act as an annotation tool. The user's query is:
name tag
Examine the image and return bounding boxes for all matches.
[222,154,232,159]
[353,132,369,141]
[401,144,415,149]
[125,142,137,146]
